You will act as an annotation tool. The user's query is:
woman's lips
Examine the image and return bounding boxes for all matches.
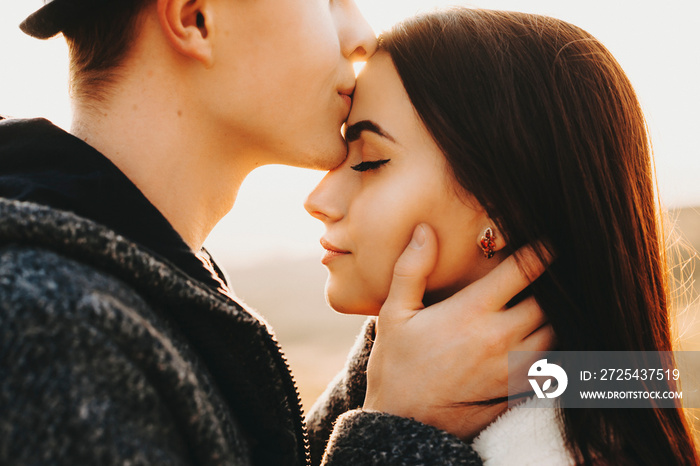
[320,238,350,265]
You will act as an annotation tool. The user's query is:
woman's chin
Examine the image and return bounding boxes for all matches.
[326,294,382,316]
[325,280,383,316]
[329,303,381,317]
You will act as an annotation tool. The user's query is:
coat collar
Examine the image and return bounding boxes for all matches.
[471,397,574,466]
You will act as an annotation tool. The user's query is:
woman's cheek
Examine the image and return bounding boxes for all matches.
[358,257,394,314]
[365,227,417,306]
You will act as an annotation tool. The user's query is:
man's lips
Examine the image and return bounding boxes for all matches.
[338,86,354,109]
[338,92,353,110]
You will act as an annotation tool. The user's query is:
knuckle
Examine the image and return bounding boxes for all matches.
[457,288,489,315]
[482,327,508,354]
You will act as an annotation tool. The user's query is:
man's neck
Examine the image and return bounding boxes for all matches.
[70,76,252,251]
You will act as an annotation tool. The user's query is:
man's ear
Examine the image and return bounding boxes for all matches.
[157,0,213,67]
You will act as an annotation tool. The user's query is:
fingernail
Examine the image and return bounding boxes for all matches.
[409,224,426,249]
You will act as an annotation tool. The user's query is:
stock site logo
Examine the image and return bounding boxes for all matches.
[528,359,568,399]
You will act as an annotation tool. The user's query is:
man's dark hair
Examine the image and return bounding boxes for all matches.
[63,0,155,102]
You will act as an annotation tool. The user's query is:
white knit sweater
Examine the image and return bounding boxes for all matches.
[471,397,576,466]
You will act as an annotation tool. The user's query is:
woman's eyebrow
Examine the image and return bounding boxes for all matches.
[345,120,397,144]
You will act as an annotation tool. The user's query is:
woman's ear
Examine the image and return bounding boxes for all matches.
[157,0,214,67]
[477,224,507,259]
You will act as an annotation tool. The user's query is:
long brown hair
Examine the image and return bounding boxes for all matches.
[379,8,698,465]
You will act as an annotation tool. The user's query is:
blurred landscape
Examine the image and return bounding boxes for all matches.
[225,252,366,412]
[671,207,700,351]
[667,207,700,441]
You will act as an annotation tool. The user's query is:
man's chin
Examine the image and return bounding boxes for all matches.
[303,137,347,171]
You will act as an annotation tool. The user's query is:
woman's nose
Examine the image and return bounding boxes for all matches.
[304,171,346,223]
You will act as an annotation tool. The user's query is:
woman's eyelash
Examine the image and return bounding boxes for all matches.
[350,159,390,172]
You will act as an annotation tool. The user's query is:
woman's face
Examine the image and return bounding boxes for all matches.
[305,53,499,315]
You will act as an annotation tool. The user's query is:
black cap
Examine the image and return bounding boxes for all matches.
[20,0,105,39]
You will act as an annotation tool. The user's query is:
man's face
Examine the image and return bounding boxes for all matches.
[199,0,376,171]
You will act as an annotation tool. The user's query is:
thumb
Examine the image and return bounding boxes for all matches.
[381,224,438,320]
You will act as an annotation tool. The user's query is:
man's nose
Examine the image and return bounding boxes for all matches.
[338,1,378,62]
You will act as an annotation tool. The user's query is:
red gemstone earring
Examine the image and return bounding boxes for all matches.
[479,227,496,259]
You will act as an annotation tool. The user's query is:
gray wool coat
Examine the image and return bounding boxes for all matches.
[0,197,483,465]
[307,320,483,466]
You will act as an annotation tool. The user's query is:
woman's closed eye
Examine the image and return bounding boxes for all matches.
[351,159,390,172]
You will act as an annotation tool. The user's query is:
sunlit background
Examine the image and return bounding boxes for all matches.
[2,0,699,414]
